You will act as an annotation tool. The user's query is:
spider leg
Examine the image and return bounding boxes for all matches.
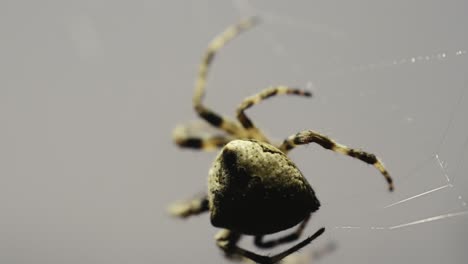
[254,214,310,249]
[173,125,232,151]
[216,227,325,264]
[194,17,259,136]
[174,136,231,151]
[236,86,311,142]
[279,130,394,191]
[215,229,245,261]
[173,121,233,151]
[168,194,209,218]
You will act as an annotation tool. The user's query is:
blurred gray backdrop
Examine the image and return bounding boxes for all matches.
[1,0,467,263]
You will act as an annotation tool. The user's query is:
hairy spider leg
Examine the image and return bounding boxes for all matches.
[254,214,311,248]
[279,130,394,191]
[236,86,312,142]
[193,17,259,137]
[214,229,245,261]
[216,227,325,264]
[168,195,209,218]
[174,135,231,150]
[173,126,232,151]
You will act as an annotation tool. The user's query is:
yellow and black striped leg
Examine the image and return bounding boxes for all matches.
[254,215,310,249]
[236,86,312,141]
[215,229,245,261]
[193,17,259,136]
[279,130,394,191]
[168,194,209,218]
[172,122,232,151]
[174,136,230,151]
[217,227,325,264]
[173,134,231,151]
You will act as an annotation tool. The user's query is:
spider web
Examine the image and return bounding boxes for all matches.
[229,1,468,263]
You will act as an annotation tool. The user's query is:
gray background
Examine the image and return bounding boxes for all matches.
[1,0,467,263]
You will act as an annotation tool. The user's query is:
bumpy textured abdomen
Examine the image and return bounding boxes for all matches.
[208,139,320,235]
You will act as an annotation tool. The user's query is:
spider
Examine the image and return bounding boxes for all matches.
[168,17,394,264]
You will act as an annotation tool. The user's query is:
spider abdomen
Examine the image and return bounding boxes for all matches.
[208,139,320,235]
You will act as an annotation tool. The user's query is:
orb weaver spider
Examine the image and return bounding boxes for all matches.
[169,17,394,264]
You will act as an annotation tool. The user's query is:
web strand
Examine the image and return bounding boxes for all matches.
[231,0,467,243]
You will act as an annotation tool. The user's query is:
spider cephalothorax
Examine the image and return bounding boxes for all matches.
[168,17,393,264]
